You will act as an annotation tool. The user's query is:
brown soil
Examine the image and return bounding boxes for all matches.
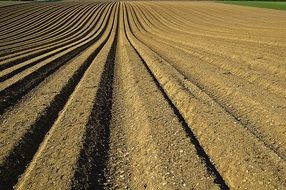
[0,2,286,190]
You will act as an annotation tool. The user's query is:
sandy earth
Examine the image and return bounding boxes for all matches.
[0,1,286,190]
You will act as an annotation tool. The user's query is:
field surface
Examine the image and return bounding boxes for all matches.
[0,1,30,7]
[0,1,286,190]
[220,1,286,11]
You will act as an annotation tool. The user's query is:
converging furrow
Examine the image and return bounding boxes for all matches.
[0,1,286,190]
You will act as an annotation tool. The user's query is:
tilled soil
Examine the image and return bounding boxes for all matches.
[0,2,286,190]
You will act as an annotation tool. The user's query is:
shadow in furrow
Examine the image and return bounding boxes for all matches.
[0,4,100,58]
[127,3,286,161]
[0,5,93,57]
[0,4,65,37]
[0,4,107,77]
[0,3,48,27]
[71,10,119,190]
[135,48,229,190]
[122,5,229,188]
[0,6,112,115]
[0,15,114,190]
[124,15,229,187]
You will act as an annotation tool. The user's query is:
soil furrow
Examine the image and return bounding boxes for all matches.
[0,4,94,49]
[135,38,286,159]
[124,3,286,189]
[0,4,43,23]
[0,4,105,74]
[0,5,116,189]
[132,4,286,98]
[14,5,118,190]
[0,4,105,67]
[123,5,228,189]
[0,4,71,39]
[138,3,286,80]
[92,7,222,189]
[0,4,113,114]
[0,4,98,54]
[0,3,95,54]
[128,3,286,159]
[0,3,58,30]
[0,2,286,190]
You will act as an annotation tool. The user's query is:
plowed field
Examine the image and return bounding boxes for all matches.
[0,2,286,190]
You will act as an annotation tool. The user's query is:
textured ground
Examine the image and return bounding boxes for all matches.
[0,1,286,190]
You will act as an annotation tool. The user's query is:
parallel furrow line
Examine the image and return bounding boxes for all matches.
[0,3,96,54]
[124,3,286,189]
[0,3,85,45]
[0,3,113,114]
[0,4,116,189]
[0,4,103,62]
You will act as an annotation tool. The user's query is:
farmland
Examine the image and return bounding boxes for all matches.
[219,1,286,11]
[0,1,286,190]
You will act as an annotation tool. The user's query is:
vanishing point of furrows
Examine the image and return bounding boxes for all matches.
[0,1,286,190]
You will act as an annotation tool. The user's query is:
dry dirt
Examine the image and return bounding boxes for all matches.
[0,1,286,190]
